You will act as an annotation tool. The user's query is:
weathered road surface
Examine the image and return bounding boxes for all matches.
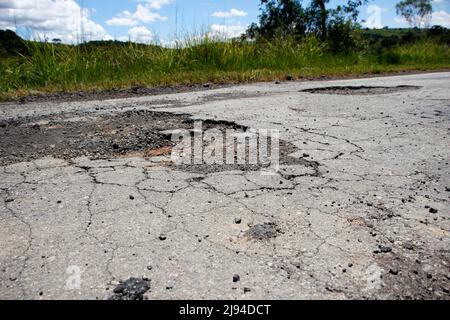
[0,72,449,300]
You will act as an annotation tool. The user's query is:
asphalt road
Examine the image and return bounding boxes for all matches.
[0,72,449,300]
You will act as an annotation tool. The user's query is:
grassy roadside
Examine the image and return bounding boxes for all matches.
[1,36,450,101]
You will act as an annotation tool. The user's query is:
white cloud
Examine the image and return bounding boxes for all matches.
[394,16,407,24]
[105,11,139,27]
[212,8,247,18]
[106,1,170,27]
[210,24,247,38]
[431,10,450,27]
[0,0,110,43]
[394,10,450,27]
[147,0,173,10]
[128,26,154,43]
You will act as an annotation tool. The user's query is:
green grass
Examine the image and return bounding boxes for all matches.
[1,35,449,101]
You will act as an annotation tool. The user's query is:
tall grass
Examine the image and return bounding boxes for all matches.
[1,35,449,100]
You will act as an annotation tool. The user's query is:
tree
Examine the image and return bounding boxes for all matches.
[396,0,433,28]
[307,1,370,37]
[246,0,307,40]
[247,0,370,40]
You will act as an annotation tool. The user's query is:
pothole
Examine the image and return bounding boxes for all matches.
[0,110,189,165]
[300,85,421,95]
[0,110,319,174]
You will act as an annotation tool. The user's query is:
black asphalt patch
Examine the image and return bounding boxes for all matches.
[108,277,151,300]
[246,223,279,240]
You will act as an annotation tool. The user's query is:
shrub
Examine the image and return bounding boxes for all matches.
[0,30,28,57]
[326,19,360,53]
[380,51,402,65]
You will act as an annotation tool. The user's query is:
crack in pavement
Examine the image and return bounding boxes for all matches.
[1,73,449,299]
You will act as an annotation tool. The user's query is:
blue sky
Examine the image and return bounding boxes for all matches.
[89,0,450,41]
[0,0,449,43]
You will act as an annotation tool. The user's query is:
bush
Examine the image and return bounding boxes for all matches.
[380,36,401,48]
[380,51,402,64]
[0,30,28,57]
[427,25,450,45]
[428,25,446,36]
[326,20,361,54]
[401,30,421,44]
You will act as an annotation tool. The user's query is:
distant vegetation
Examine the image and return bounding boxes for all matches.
[0,30,28,57]
[0,0,449,100]
[396,0,433,28]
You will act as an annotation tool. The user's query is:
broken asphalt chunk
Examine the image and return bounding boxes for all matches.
[375,245,392,254]
[246,223,278,240]
[108,277,151,300]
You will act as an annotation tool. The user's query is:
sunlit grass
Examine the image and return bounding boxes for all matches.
[1,34,449,101]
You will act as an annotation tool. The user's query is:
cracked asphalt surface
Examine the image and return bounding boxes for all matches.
[0,72,449,300]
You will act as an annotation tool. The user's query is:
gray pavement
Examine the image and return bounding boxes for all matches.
[0,72,449,300]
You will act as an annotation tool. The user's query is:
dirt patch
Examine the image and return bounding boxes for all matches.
[108,277,151,300]
[1,83,234,105]
[300,85,421,95]
[374,251,450,299]
[0,110,190,165]
[0,110,320,174]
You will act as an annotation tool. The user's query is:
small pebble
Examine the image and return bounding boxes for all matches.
[233,274,240,283]
[377,245,392,253]
[403,243,414,250]
[389,267,399,275]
